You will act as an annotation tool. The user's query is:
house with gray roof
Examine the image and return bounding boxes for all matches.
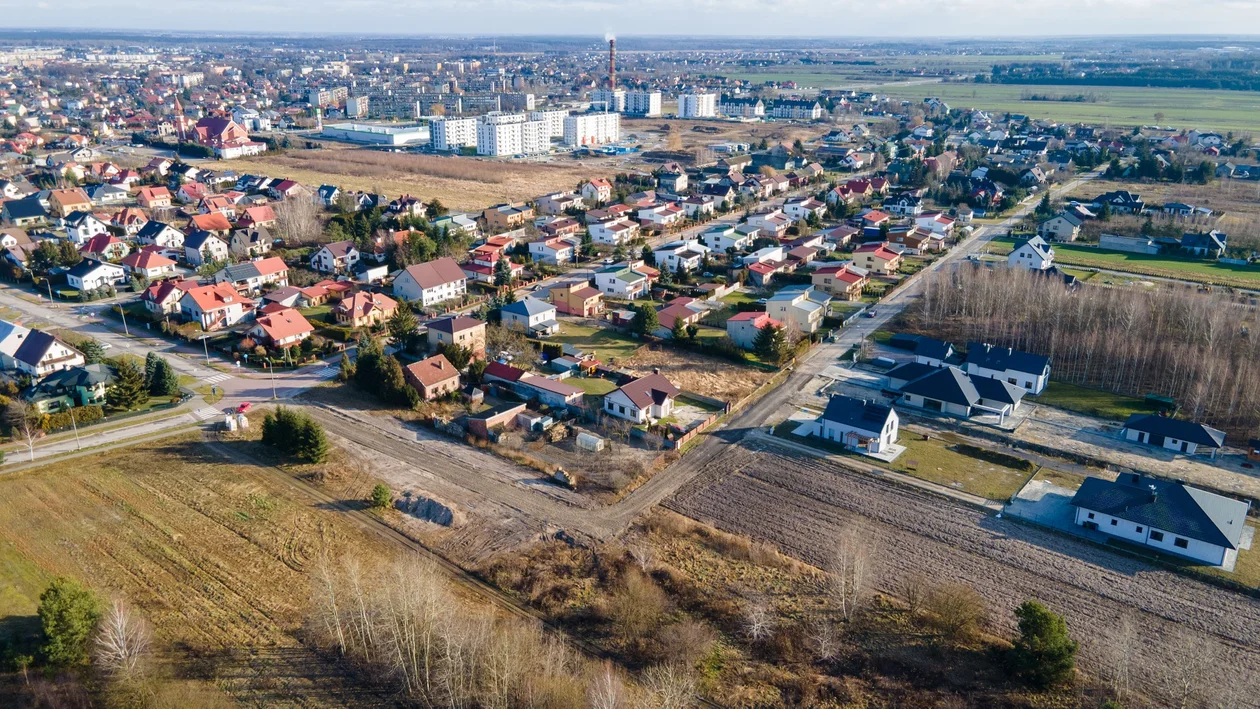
[818,395,899,455]
[1070,473,1250,567]
[1121,414,1225,458]
[898,365,1025,423]
[963,342,1051,394]
[500,298,558,337]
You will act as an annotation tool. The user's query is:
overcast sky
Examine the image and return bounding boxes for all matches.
[3,0,1260,36]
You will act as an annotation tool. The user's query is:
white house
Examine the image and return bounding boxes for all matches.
[1121,414,1225,458]
[963,341,1051,394]
[898,365,1026,423]
[65,258,126,292]
[589,218,639,246]
[1007,235,1055,271]
[0,319,31,370]
[581,178,613,204]
[698,224,752,252]
[310,240,361,274]
[783,198,825,222]
[1070,473,1250,568]
[653,239,709,273]
[817,394,899,454]
[594,262,651,299]
[766,286,830,335]
[183,230,230,267]
[12,330,85,377]
[602,373,680,424]
[528,237,575,265]
[638,203,686,230]
[745,210,791,239]
[63,211,110,246]
[392,257,467,307]
[1038,213,1083,242]
[500,298,559,336]
[725,311,781,351]
[136,221,185,250]
[742,246,784,266]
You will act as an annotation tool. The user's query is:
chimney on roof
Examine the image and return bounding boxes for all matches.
[653,367,660,375]
[1148,483,1158,502]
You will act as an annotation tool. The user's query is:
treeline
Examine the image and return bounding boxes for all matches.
[1019,91,1106,103]
[989,62,1260,92]
[907,266,1260,438]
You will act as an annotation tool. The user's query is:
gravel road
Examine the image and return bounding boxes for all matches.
[667,441,1260,704]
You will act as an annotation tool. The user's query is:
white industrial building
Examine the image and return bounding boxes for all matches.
[319,122,429,146]
[529,109,570,138]
[678,92,717,119]
[564,112,620,147]
[430,117,478,151]
[625,91,662,117]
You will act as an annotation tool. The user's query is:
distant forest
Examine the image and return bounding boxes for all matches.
[985,61,1260,92]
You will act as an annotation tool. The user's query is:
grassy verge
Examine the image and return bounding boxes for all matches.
[1029,381,1162,422]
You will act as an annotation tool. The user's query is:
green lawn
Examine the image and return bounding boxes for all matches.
[551,322,643,364]
[889,437,1035,501]
[1029,382,1163,422]
[567,377,617,395]
[991,237,1260,288]
[720,290,762,307]
[300,304,335,325]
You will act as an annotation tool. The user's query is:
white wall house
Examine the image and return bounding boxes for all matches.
[594,262,650,299]
[602,373,679,424]
[393,257,468,307]
[699,225,752,252]
[1007,235,1055,271]
[818,395,900,455]
[1070,473,1250,568]
[500,298,559,336]
[963,342,1051,395]
[766,286,830,335]
[1120,414,1225,458]
[653,239,709,273]
[66,259,127,291]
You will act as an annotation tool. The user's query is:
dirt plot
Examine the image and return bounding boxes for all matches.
[621,345,776,403]
[667,442,1260,703]
[227,147,608,212]
[0,433,399,707]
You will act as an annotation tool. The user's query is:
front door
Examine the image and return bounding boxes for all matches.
[1151,434,1165,447]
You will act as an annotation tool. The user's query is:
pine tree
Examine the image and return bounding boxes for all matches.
[1010,600,1078,688]
[150,358,180,397]
[144,351,160,389]
[387,305,419,350]
[295,417,330,463]
[493,257,513,287]
[754,323,788,364]
[80,340,106,365]
[670,316,687,341]
[106,359,149,411]
[632,303,659,336]
[337,352,356,382]
[37,577,100,667]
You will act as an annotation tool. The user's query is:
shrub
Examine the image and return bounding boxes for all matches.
[41,405,104,432]
[953,443,1036,473]
[1010,600,1078,688]
[926,582,986,644]
[38,577,101,667]
[369,484,391,509]
[261,406,329,463]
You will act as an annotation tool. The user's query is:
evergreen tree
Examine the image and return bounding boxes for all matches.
[437,342,472,371]
[58,241,82,267]
[1036,193,1052,217]
[1010,600,1079,689]
[295,417,330,463]
[337,352,355,382]
[144,351,160,388]
[754,323,788,364]
[37,577,100,667]
[80,340,106,365]
[631,303,659,336]
[370,483,391,509]
[493,257,513,287]
[640,244,655,265]
[387,305,419,350]
[151,358,180,397]
[670,316,687,341]
[106,359,149,410]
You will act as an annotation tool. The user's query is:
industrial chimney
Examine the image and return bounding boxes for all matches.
[608,38,616,90]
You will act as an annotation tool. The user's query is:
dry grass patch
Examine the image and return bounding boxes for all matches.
[621,345,775,403]
[228,148,609,212]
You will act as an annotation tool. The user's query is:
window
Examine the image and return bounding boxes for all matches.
[1174,538,1188,549]
[1087,512,1095,520]
[1025,381,1033,388]
[1008,377,1017,385]
[1110,519,1118,526]
[1136,527,1143,533]
[1150,531,1164,542]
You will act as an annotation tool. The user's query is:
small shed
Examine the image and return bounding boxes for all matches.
[576,432,606,452]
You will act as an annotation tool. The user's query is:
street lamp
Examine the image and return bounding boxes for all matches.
[68,405,82,450]
[200,334,210,362]
[266,361,277,400]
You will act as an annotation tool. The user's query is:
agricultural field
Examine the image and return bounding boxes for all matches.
[0,433,398,707]
[872,81,1260,135]
[622,117,825,155]
[717,54,1065,89]
[225,145,609,212]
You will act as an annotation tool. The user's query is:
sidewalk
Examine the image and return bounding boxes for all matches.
[2,401,212,468]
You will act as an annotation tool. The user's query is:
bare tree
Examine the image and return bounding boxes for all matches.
[273,196,322,246]
[742,599,775,643]
[806,618,841,661]
[925,582,986,644]
[1095,614,1135,703]
[900,572,929,616]
[627,540,655,573]
[7,400,40,462]
[94,599,151,680]
[826,527,871,622]
[1155,628,1217,709]
[588,663,630,709]
[642,662,696,709]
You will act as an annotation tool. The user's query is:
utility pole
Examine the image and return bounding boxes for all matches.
[116,304,129,336]
[201,334,210,362]
[68,405,81,450]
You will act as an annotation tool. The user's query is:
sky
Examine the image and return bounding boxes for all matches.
[3,0,1260,36]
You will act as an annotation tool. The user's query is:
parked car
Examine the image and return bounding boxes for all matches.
[236,402,252,414]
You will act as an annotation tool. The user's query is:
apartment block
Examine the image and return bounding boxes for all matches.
[678,92,717,118]
[564,112,620,147]
[430,117,478,151]
[529,109,570,138]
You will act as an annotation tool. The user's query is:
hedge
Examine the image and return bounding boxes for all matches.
[41,405,104,432]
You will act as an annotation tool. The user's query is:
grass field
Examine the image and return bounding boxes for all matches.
[552,322,643,363]
[0,434,396,706]
[990,237,1260,288]
[890,437,1034,501]
[226,147,607,213]
[872,81,1260,135]
[567,376,617,395]
[1030,381,1163,422]
[719,54,1064,89]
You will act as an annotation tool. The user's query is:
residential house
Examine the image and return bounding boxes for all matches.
[183,230,231,266]
[603,372,681,423]
[783,198,826,222]
[484,202,535,233]
[65,259,126,292]
[179,282,255,331]
[501,298,559,336]
[85,183,129,206]
[528,237,575,265]
[2,197,48,226]
[1070,473,1249,567]
[898,365,1025,422]
[819,224,859,248]
[594,260,655,299]
[426,316,487,358]
[766,285,830,335]
[333,291,399,328]
[537,191,584,216]
[267,179,306,201]
[393,257,468,307]
[726,311,782,350]
[653,239,709,273]
[537,216,581,238]
[188,211,233,236]
[589,217,640,245]
[111,206,149,235]
[213,257,289,295]
[247,308,314,348]
[638,203,686,231]
[581,178,613,204]
[517,375,585,408]
[310,240,360,274]
[1093,190,1145,214]
[229,227,273,258]
[682,195,717,219]
[817,394,899,454]
[315,184,341,207]
[853,242,903,275]
[698,224,752,252]
[13,330,85,377]
[884,192,924,217]
[24,363,111,414]
[812,263,868,300]
[1038,213,1083,242]
[1181,230,1228,258]
[48,188,92,218]
[0,320,31,369]
[236,205,277,230]
[963,342,1051,394]
[78,232,130,261]
[136,221,185,250]
[890,334,955,367]
[746,210,791,239]
[915,212,956,237]
[64,212,111,247]
[404,354,461,400]
[549,283,604,317]
[137,186,173,209]
[654,297,704,338]
[1007,235,1055,271]
[1121,415,1225,458]
[141,278,195,315]
[121,250,177,280]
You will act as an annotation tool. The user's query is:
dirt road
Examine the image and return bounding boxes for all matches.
[666,439,1260,702]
